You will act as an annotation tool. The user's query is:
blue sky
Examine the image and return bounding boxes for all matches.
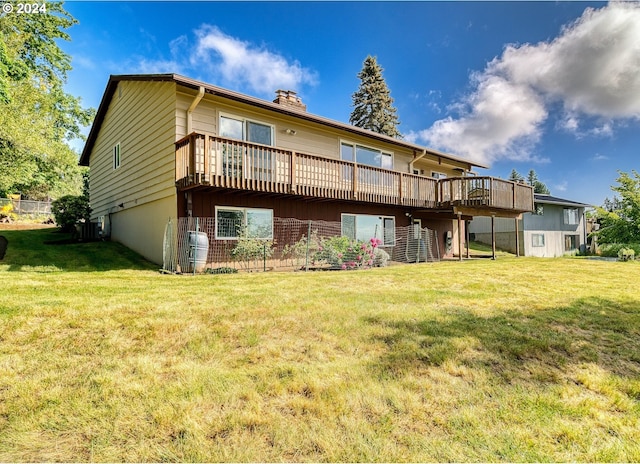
[61,1,640,207]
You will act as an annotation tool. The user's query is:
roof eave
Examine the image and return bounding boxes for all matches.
[79,73,488,171]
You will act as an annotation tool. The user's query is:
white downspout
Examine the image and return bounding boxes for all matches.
[187,86,205,134]
[409,149,427,173]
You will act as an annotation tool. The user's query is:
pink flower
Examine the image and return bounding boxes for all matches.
[337,252,343,259]
[367,260,373,266]
[357,255,362,261]
[341,264,347,270]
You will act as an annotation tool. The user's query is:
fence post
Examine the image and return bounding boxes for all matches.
[193,217,199,276]
[263,243,266,272]
[305,219,312,272]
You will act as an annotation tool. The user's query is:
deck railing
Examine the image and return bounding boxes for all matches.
[176,132,532,213]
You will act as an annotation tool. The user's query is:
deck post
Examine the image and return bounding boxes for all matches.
[466,219,470,259]
[457,213,463,261]
[491,214,496,260]
[515,217,520,257]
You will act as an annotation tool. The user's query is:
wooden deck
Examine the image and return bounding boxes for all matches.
[176,132,534,214]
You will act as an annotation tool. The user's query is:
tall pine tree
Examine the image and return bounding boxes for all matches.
[349,56,401,138]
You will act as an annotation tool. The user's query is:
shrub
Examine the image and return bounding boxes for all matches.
[618,247,635,262]
[599,243,640,258]
[231,237,274,270]
[0,203,16,222]
[51,195,91,233]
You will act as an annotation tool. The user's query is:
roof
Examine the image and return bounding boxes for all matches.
[534,194,591,208]
[79,73,489,169]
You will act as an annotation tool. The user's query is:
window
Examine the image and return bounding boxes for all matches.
[431,171,447,179]
[564,234,578,252]
[532,234,545,247]
[341,213,395,246]
[219,115,274,179]
[215,207,273,240]
[533,203,544,215]
[219,115,273,146]
[563,208,579,225]
[340,142,392,169]
[113,143,121,169]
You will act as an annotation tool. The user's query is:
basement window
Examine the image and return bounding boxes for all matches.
[532,233,545,247]
[215,206,273,240]
[341,213,395,247]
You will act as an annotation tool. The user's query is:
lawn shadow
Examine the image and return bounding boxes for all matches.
[365,297,640,385]
[0,227,156,272]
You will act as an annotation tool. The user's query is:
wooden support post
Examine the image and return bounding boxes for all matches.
[466,219,470,259]
[457,213,463,261]
[515,217,520,257]
[491,214,496,260]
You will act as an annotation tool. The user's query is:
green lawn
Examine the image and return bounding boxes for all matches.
[1,227,639,462]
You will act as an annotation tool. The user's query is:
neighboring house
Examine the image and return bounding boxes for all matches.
[469,194,590,257]
[80,74,534,265]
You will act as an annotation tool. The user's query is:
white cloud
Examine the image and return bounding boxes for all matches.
[554,181,568,192]
[192,25,317,97]
[420,2,640,165]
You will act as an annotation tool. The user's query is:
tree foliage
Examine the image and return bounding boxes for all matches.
[0,2,94,199]
[349,56,401,138]
[509,168,550,194]
[595,170,640,244]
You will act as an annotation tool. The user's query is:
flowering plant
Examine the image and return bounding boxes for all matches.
[313,236,386,270]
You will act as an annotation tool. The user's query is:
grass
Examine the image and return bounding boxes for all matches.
[1,226,639,461]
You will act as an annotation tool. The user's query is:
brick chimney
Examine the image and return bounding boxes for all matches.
[273,90,306,111]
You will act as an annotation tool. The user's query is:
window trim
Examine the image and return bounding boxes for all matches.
[214,206,274,240]
[219,112,275,146]
[532,233,545,247]
[564,234,579,252]
[339,140,393,170]
[563,207,579,225]
[113,143,121,170]
[341,213,396,247]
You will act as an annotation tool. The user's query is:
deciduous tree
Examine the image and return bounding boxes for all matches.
[0,2,94,199]
[596,170,640,243]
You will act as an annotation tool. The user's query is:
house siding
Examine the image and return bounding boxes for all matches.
[468,202,586,257]
[175,88,467,177]
[87,80,177,263]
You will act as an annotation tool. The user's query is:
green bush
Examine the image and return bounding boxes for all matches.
[599,243,640,258]
[51,195,91,233]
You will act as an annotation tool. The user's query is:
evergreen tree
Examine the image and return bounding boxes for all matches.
[527,170,551,194]
[509,169,525,183]
[349,56,401,138]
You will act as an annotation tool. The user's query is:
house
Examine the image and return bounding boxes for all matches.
[468,193,590,257]
[79,74,534,266]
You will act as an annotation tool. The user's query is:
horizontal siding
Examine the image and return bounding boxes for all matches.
[88,81,177,218]
[175,89,447,175]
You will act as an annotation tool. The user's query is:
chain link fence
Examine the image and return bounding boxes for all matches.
[1,198,52,218]
[163,216,440,274]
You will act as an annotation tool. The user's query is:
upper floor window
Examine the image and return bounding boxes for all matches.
[563,208,579,225]
[113,143,121,170]
[431,171,447,179]
[219,115,273,146]
[340,142,393,170]
[533,203,544,215]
